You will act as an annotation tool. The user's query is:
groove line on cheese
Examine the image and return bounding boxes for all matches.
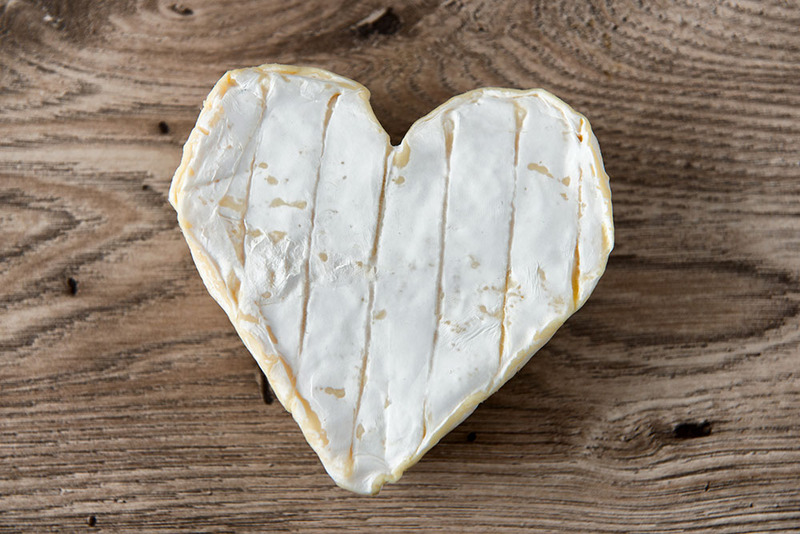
[350,144,392,469]
[499,100,528,366]
[239,81,271,292]
[169,64,613,495]
[572,166,583,309]
[299,92,341,360]
[421,112,455,442]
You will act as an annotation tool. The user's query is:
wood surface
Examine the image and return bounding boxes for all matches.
[2,0,800,531]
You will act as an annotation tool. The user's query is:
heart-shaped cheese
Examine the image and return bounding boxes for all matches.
[170,64,613,494]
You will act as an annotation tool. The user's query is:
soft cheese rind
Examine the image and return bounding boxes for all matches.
[170,64,613,495]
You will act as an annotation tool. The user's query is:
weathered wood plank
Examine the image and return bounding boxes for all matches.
[2,0,800,531]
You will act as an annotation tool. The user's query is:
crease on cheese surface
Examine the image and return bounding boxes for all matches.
[170,64,614,495]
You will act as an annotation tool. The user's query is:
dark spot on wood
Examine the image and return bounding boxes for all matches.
[355,7,400,38]
[158,121,170,134]
[87,515,96,527]
[257,369,273,405]
[466,431,477,442]
[67,277,78,296]
[705,482,710,491]
[673,421,711,439]
[142,184,150,190]
[170,4,194,16]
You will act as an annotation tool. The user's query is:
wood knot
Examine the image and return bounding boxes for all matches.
[67,277,78,296]
[87,515,97,527]
[355,7,401,38]
[158,121,170,134]
[673,421,711,439]
[170,4,194,16]
[466,431,477,442]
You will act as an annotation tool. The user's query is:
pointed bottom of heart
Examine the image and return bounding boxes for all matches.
[241,313,566,495]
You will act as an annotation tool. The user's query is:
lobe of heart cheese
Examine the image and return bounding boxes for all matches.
[169,64,613,495]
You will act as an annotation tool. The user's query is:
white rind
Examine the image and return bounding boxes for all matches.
[170,64,614,495]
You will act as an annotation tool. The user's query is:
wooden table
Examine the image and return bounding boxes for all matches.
[2,1,799,531]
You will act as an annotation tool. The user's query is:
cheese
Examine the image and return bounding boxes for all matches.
[169,64,614,494]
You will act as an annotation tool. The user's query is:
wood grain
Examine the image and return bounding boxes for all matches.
[2,0,800,531]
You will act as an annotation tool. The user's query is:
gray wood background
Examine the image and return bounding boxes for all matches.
[2,0,799,531]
